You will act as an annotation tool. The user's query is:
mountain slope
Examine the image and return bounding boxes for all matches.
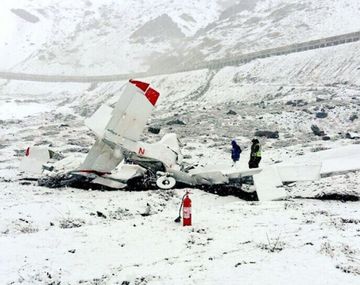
[1,0,360,74]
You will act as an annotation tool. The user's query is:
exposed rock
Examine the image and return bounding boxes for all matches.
[349,114,358,122]
[131,14,185,40]
[316,112,328,119]
[302,109,313,114]
[96,211,107,219]
[285,100,308,107]
[322,136,331,141]
[59,218,85,229]
[227,110,237,115]
[311,125,325,136]
[148,126,161,134]
[166,119,186,126]
[254,130,279,139]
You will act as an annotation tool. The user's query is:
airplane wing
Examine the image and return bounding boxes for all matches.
[188,164,262,185]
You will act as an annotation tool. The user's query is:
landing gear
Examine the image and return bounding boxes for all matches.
[156,175,176,189]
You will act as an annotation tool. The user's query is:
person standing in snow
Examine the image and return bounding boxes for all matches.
[231,140,242,167]
[249,139,261,168]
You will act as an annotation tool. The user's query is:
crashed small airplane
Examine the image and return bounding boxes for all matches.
[23,79,339,201]
[19,79,262,200]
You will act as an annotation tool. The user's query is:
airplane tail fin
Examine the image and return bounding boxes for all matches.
[104,79,160,144]
[80,79,160,172]
[19,146,51,174]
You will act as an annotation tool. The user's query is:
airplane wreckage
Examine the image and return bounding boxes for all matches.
[20,79,357,201]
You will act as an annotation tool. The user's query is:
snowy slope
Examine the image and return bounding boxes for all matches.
[0,0,221,74]
[186,0,360,63]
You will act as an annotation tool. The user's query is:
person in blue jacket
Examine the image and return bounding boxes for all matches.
[231,140,242,166]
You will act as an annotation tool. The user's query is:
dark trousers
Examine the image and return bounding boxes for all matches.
[249,157,261,168]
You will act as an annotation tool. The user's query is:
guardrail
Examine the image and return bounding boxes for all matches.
[0,71,148,83]
[0,31,359,82]
[182,30,360,71]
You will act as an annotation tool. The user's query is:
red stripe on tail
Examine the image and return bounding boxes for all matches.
[145,87,160,106]
[129,79,150,92]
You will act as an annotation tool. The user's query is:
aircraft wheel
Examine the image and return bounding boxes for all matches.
[156,176,176,190]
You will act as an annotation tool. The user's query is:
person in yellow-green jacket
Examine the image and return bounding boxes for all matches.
[249,138,261,168]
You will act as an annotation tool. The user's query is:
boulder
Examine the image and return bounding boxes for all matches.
[349,114,358,122]
[315,112,328,119]
[148,126,161,134]
[166,119,186,125]
[285,100,308,107]
[254,130,279,139]
[227,110,237,115]
[311,125,325,136]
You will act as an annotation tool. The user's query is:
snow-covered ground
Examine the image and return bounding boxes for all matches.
[1,184,359,284]
[1,37,360,283]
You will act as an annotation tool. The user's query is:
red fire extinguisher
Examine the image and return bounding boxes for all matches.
[183,192,192,226]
